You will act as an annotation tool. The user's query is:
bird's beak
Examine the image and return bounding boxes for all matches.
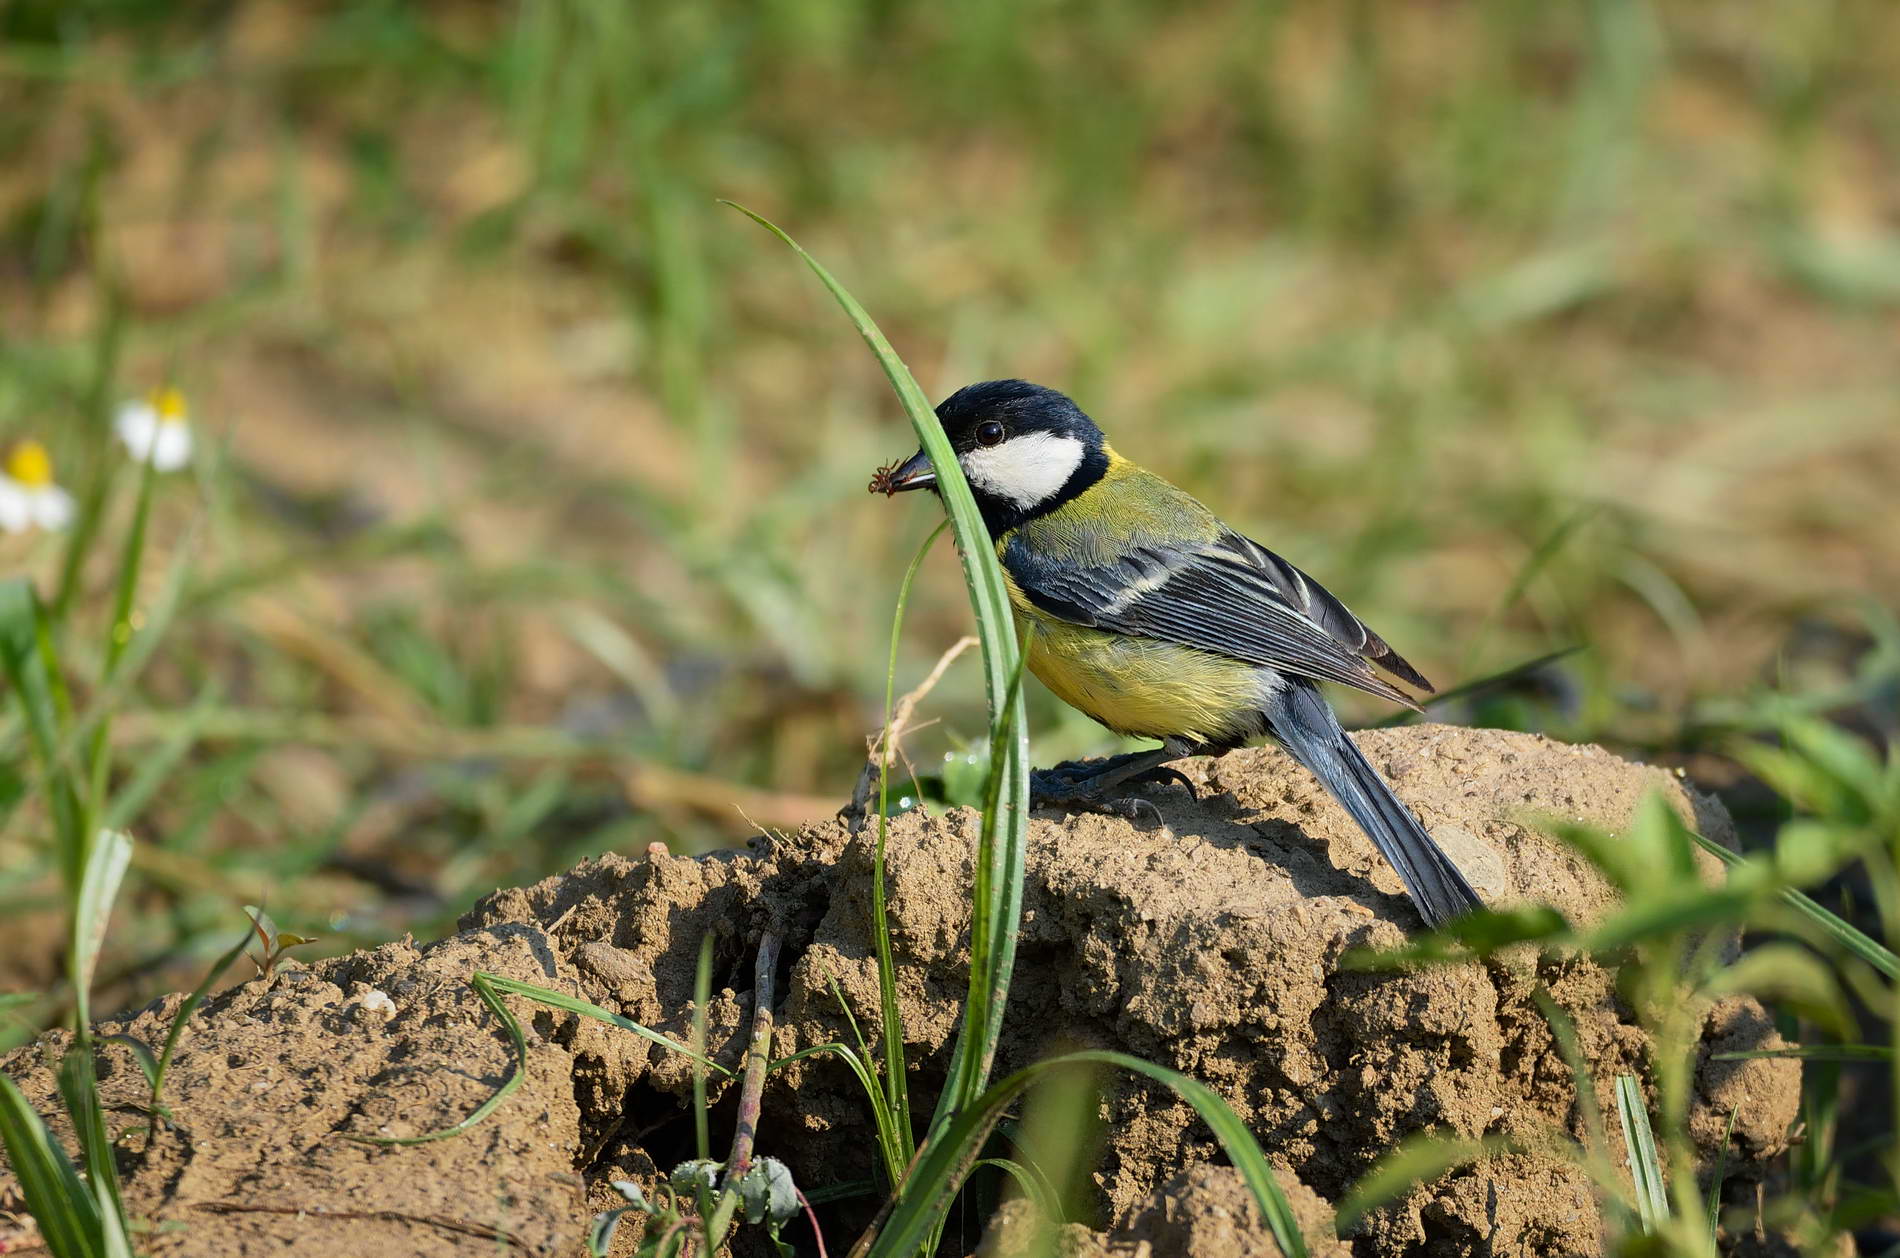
[876,449,937,495]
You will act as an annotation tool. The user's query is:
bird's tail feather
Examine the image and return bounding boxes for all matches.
[1263,680,1484,928]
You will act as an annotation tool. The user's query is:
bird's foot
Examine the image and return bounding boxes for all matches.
[1029,753,1195,819]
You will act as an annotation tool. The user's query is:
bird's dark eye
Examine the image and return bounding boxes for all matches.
[975,421,1006,447]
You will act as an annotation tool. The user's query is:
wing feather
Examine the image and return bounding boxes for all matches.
[1004,529,1431,708]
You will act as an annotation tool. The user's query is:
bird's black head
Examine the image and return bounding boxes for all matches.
[874,380,1110,535]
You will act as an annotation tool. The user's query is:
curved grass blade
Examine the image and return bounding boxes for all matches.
[1374,646,1585,729]
[0,1072,102,1258]
[0,578,84,882]
[770,1042,907,1189]
[110,924,256,1142]
[971,1156,1061,1222]
[1707,1106,1738,1240]
[724,203,1030,1128]
[1336,1132,1517,1230]
[859,1049,1308,1258]
[475,972,734,1076]
[341,972,526,1145]
[1685,828,1900,979]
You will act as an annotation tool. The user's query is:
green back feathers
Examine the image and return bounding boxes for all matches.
[997,450,1223,566]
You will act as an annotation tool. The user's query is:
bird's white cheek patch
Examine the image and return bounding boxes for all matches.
[959,434,1086,509]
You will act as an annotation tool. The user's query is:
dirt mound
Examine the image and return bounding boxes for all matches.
[2,725,1799,1256]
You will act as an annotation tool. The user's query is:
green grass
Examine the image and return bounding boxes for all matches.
[2,0,1900,1253]
[3,0,1898,998]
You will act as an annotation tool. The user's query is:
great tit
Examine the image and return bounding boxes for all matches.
[875,379,1482,928]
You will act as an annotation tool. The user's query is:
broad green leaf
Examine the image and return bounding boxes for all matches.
[1773,819,1855,887]
[734,1156,799,1226]
[1627,792,1698,885]
[1579,885,1762,954]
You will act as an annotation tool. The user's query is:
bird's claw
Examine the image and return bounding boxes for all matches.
[1140,765,1198,795]
[1029,757,1195,819]
[1028,785,1160,823]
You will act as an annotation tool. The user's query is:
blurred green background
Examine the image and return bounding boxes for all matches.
[1,0,1896,1008]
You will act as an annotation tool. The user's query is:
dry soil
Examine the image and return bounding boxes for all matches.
[1,725,1800,1256]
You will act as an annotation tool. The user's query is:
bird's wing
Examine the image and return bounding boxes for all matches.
[1003,527,1433,709]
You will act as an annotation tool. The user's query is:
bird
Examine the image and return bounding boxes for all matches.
[872,379,1483,928]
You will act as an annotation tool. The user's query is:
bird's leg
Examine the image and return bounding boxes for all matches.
[1031,745,1196,809]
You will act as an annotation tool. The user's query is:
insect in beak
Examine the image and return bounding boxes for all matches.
[869,449,935,495]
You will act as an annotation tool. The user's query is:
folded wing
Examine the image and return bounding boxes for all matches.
[1003,527,1433,709]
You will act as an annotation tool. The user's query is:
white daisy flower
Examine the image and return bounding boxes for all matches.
[114,386,194,471]
[0,439,76,534]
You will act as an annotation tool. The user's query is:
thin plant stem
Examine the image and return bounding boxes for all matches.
[873,520,947,1160]
[704,930,784,1249]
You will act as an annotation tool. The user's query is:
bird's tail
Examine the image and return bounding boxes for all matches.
[1262,680,1483,928]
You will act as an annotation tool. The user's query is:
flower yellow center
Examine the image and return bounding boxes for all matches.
[3,440,54,488]
[152,387,188,425]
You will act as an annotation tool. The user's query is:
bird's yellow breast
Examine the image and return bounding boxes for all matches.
[1008,589,1263,745]
[995,447,1264,744]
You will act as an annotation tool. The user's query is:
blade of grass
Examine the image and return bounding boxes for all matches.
[85,451,157,821]
[51,284,126,623]
[140,924,254,1138]
[692,932,714,1162]
[970,1156,1061,1222]
[71,828,132,1028]
[1713,1045,1895,1062]
[1706,1106,1738,1240]
[769,1041,906,1181]
[725,204,1030,1130]
[1374,645,1586,728]
[0,1072,102,1258]
[1461,506,1598,676]
[825,975,909,1187]
[1614,1074,1667,1232]
[1686,828,1900,979]
[1335,1132,1517,1230]
[872,520,948,1162]
[0,578,85,880]
[341,972,527,1145]
[952,634,1033,1118]
[856,1049,1308,1258]
[475,973,734,1075]
[1533,989,1610,1159]
[57,1045,132,1256]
